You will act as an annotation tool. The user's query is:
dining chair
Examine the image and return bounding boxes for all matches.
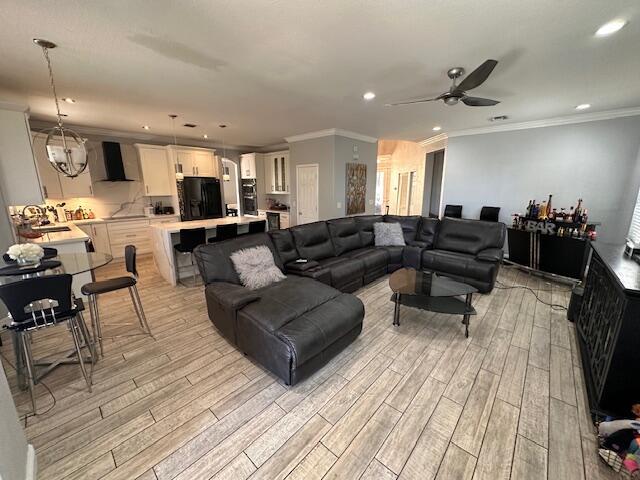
[208,223,238,243]
[174,228,207,287]
[480,206,501,222]
[444,204,463,218]
[0,274,94,413]
[81,245,151,356]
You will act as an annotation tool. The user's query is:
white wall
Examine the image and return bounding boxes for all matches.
[442,115,640,244]
[288,134,378,225]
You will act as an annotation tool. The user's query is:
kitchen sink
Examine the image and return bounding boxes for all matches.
[33,225,71,233]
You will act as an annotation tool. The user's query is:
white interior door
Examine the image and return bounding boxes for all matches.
[296,164,319,225]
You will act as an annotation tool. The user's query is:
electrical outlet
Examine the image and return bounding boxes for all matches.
[368,199,374,205]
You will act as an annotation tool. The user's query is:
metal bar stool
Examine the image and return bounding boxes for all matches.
[0,274,95,413]
[174,228,207,287]
[81,245,151,356]
[208,223,238,243]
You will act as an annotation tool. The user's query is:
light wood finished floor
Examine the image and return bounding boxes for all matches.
[0,256,617,480]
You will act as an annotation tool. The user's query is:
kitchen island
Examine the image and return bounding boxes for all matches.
[150,216,259,286]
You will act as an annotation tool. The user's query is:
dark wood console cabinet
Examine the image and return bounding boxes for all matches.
[576,243,640,417]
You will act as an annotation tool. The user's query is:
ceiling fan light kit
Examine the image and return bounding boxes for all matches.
[387,59,501,108]
[34,38,89,179]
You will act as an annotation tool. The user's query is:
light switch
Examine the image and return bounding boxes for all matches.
[353,145,358,153]
[368,199,374,205]
[337,202,342,209]
[353,153,359,160]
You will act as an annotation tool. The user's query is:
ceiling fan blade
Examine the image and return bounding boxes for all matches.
[461,96,500,106]
[385,96,441,106]
[457,59,498,92]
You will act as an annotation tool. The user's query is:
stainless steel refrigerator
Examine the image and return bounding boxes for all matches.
[178,177,223,221]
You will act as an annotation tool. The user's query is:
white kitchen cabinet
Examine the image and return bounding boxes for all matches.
[32,134,64,199]
[135,144,173,196]
[168,146,217,177]
[0,107,44,205]
[264,151,290,193]
[107,219,152,258]
[78,223,111,254]
[31,131,93,198]
[240,153,257,179]
[58,170,93,197]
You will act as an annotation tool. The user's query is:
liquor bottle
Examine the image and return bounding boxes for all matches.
[568,206,575,223]
[559,208,566,222]
[549,208,557,220]
[582,209,588,225]
[547,194,553,217]
[539,201,547,219]
[574,198,582,219]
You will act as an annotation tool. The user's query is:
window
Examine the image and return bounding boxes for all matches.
[629,189,640,244]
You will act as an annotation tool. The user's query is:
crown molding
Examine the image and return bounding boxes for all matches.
[0,101,30,113]
[285,128,377,144]
[450,107,640,139]
[418,133,448,147]
[28,118,251,151]
[417,106,640,144]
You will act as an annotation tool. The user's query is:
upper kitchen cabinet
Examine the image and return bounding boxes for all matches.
[0,106,44,205]
[240,153,258,179]
[135,144,173,196]
[167,145,218,178]
[264,151,290,194]
[32,131,94,198]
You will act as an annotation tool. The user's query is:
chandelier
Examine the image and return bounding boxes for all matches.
[34,39,88,178]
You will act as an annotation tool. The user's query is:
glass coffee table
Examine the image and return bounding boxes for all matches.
[389,268,478,337]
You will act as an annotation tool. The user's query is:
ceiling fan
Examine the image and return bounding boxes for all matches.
[386,59,500,107]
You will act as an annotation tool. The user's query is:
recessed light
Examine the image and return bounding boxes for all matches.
[432,126,442,131]
[62,97,76,104]
[363,91,376,101]
[595,19,627,37]
[203,134,208,139]
[575,103,591,110]
[142,125,150,130]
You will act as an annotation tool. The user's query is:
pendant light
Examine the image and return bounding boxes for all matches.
[169,114,184,180]
[34,38,88,178]
[220,124,230,181]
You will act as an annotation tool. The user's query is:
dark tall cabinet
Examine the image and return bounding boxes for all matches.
[576,243,640,417]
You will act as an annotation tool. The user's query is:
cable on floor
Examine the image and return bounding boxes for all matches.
[494,281,568,311]
[0,348,57,424]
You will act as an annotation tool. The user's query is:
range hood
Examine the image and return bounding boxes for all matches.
[101,141,133,181]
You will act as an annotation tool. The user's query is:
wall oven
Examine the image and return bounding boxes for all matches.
[241,178,258,215]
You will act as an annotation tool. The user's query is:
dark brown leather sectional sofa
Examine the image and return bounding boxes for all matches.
[195,214,505,385]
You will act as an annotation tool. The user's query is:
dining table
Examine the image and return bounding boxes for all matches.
[0,251,113,390]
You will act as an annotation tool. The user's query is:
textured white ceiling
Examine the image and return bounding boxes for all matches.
[0,0,638,147]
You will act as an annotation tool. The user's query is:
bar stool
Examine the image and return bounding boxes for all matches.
[208,223,238,243]
[0,274,95,413]
[81,245,151,356]
[174,228,207,286]
[247,220,266,234]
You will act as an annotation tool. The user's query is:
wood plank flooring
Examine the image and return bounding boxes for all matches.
[0,255,618,479]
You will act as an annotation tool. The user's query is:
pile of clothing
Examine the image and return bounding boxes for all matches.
[599,418,640,477]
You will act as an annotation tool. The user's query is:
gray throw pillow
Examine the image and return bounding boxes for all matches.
[374,222,406,246]
[230,245,286,290]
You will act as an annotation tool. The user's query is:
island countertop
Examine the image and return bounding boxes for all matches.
[28,222,89,246]
[149,216,258,234]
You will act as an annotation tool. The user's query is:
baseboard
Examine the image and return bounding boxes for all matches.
[24,444,36,480]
